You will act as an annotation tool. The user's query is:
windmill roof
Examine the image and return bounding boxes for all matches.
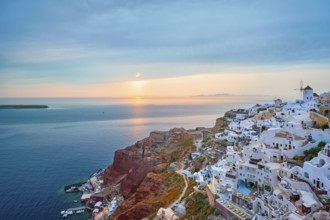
[304,85,313,90]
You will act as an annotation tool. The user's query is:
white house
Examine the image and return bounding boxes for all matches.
[259,127,327,159]
[237,157,281,194]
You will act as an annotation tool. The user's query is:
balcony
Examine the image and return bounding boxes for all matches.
[226,173,236,179]
[249,158,262,165]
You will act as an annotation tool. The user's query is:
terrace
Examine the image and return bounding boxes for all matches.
[275,131,305,141]
[216,198,252,220]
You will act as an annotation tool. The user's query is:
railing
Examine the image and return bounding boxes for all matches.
[226,173,236,179]
[287,159,303,167]
[249,158,262,165]
[296,177,327,195]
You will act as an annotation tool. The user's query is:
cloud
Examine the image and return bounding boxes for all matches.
[0,0,330,96]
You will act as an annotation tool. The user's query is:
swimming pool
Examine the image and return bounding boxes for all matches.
[238,180,251,196]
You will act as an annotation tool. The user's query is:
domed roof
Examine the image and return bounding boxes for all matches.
[304,85,313,91]
[175,204,186,217]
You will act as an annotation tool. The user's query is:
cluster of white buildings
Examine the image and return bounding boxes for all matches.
[191,85,330,220]
[292,144,330,197]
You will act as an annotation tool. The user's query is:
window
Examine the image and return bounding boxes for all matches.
[304,172,309,179]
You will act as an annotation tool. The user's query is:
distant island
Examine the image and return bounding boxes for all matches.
[0,105,48,109]
[193,93,272,97]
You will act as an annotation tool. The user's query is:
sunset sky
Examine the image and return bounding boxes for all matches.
[0,0,329,98]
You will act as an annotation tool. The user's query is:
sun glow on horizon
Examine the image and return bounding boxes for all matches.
[131,96,145,105]
[131,80,147,96]
[1,67,329,98]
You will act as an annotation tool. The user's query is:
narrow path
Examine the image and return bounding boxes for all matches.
[169,170,188,208]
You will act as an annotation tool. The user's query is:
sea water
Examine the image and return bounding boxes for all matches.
[0,96,269,219]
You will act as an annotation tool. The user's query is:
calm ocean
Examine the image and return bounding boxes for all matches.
[0,97,269,220]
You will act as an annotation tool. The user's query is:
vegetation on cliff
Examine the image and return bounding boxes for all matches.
[170,139,195,162]
[180,178,196,202]
[150,171,184,208]
[112,171,185,219]
[180,192,215,220]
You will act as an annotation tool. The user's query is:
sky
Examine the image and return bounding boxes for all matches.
[0,0,329,98]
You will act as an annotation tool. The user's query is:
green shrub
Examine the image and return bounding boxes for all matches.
[321,124,329,130]
[303,141,327,161]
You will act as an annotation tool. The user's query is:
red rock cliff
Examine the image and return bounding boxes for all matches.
[103,128,196,219]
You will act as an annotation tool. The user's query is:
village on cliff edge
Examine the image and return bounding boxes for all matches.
[62,85,330,220]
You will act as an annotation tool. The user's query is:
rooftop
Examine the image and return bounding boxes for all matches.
[304,85,313,91]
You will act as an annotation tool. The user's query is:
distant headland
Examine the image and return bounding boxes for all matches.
[0,105,48,109]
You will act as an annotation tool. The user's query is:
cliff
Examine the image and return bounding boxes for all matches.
[112,171,184,220]
[103,128,197,219]
[212,117,229,133]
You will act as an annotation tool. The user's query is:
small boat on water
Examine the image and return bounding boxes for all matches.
[76,210,84,214]
[60,210,65,215]
[62,213,67,218]
[73,200,78,203]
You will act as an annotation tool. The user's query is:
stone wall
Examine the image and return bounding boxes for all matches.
[215,200,237,220]
[253,109,275,123]
[310,111,329,128]
[206,184,216,206]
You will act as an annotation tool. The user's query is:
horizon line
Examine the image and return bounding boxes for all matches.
[0,94,279,99]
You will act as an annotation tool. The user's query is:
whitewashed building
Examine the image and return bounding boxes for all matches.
[292,143,330,196]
